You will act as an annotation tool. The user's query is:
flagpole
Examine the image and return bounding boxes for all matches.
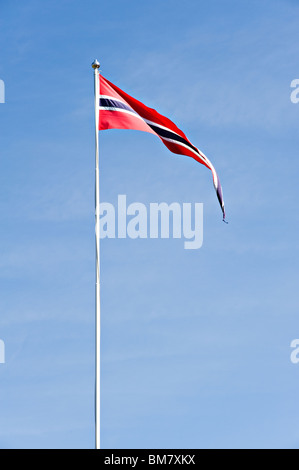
[92,59,101,450]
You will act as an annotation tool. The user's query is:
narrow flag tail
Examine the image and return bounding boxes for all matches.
[99,74,226,221]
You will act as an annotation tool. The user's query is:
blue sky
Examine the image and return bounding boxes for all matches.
[0,0,299,449]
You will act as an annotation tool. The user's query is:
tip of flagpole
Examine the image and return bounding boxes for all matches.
[92,59,100,69]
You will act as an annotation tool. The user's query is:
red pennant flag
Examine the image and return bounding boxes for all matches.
[98,74,226,221]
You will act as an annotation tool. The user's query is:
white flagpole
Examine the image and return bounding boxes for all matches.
[92,59,101,450]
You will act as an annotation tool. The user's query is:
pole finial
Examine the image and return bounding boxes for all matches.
[92,59,100,69]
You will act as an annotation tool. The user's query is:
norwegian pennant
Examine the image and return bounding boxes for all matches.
[98,74,226,221]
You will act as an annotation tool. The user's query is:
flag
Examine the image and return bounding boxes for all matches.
[98,74,226,221]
